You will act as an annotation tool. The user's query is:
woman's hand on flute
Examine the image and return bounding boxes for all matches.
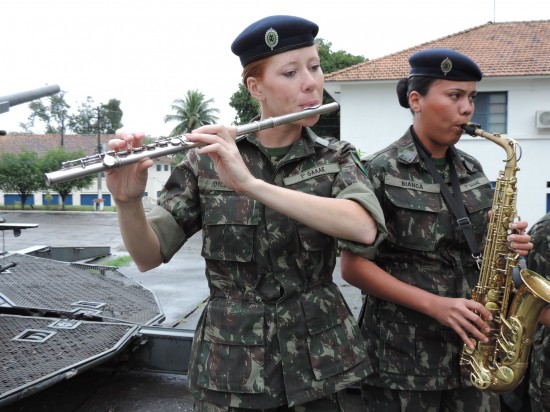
[106,130,154,205]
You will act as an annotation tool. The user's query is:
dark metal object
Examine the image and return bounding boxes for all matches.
[0,85,61,115]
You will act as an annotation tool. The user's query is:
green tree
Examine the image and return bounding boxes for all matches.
[316,39,366,73]
[229,83,260,125]
[164,90,220,137]
[19,91,70,134]
[68,97,123,134]
[66,96,97,134]
[0,150,43,209]
[20,94,123,136]
[228,38,367,139]
[100,99,123,133]
[41,147,96,209]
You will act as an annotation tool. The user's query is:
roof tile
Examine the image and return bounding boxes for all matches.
[325,20,550,82]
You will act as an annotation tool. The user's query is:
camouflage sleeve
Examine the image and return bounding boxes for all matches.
[527,213,550,279]
[335,145,386,259]
[147,153,203,263]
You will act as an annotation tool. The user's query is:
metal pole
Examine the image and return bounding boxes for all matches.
[96,106,103,211]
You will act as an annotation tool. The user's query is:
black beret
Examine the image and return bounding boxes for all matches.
[231,15,319,67]
[408,48,483,81]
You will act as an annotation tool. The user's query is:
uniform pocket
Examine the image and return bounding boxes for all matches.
[384,182,442,252]
[377,318,455,377]
[201,191,259,262]
[301,285,366,380]
[197,300,266,393]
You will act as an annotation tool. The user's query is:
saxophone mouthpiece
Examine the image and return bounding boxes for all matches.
[462,122,481,136]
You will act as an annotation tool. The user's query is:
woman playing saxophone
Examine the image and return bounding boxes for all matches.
[339,48,533,411]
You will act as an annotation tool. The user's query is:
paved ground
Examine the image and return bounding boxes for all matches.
[0,210,366,411]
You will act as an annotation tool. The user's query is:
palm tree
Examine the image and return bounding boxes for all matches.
[164,90,220,136]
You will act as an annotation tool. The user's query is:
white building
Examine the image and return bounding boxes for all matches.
[325,20,550,228]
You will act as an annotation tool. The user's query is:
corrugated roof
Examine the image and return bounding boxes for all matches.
[325,20,550,82]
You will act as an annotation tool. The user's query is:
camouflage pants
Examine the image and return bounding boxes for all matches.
[361,384,500,412]
[194,392,344,412]
[530,394,550,412]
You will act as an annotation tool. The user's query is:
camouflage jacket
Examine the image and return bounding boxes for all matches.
[527,213,550,407]
[147,128,386,408]
[359,127,494,390]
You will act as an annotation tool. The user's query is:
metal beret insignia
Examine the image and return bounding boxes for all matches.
[440,57,453,76]
[265,28,279,50]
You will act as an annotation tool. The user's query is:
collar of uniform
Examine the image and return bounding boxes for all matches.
[396,129,475,180]
[448,146,473,179]
[238,126,319,161]
[395,130,421,165]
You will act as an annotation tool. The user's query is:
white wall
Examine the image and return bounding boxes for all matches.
[327,76,550,229]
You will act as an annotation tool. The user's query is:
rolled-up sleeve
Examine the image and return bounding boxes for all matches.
[333,149,387,259]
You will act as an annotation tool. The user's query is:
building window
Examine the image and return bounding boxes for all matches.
[472,92,507,134]
[164,164,170,172]
[156,164,161,172]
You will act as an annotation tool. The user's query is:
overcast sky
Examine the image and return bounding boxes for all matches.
[1,0,549,137]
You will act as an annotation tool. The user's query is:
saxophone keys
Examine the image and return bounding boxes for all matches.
[495,365,515,385]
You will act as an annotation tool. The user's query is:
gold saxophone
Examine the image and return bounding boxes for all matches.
[459,123,550,393]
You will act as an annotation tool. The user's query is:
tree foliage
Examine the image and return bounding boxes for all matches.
[0,150,43,209]
[20,92,123,135]
[100,99,124,134]
[67,97,123,134]
[316,39,366,73]
[19,91,70,134]
[228,38,366,139]
[0,147,96,210]
[164,90,220,137]
[41,147,95,209]
[229,83,260,126]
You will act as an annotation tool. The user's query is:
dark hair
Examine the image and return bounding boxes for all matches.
[396,76,438,109]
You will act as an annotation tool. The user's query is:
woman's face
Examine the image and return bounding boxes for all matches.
[411,79,477,156]
[250,45,324,126]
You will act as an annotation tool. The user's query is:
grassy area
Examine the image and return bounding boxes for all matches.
[97,255,134,267]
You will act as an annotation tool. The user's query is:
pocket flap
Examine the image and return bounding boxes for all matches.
[301,285,348,335]
[203,300,264,345]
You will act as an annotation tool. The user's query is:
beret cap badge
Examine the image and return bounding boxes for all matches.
[265,28,279,50]
[440,57,453,76]
[407,48,482,81]
[231,15,319,67]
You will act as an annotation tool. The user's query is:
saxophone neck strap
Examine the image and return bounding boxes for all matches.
[411,127,482,257]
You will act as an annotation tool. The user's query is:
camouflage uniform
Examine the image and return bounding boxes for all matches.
[146,127,386,409]
[355,128,499,410]
[527,213,550,412]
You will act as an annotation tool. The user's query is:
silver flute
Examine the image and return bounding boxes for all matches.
[44,102,340,186]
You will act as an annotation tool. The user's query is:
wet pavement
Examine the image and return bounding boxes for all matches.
[0,210,366,411]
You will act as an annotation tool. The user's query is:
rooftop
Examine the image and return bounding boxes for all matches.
[325,20,550,82]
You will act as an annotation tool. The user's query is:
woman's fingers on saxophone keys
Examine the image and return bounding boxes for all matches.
[507,233,533,255]
[464,303,492,343]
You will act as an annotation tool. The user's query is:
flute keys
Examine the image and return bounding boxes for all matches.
[102,155,117,168]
